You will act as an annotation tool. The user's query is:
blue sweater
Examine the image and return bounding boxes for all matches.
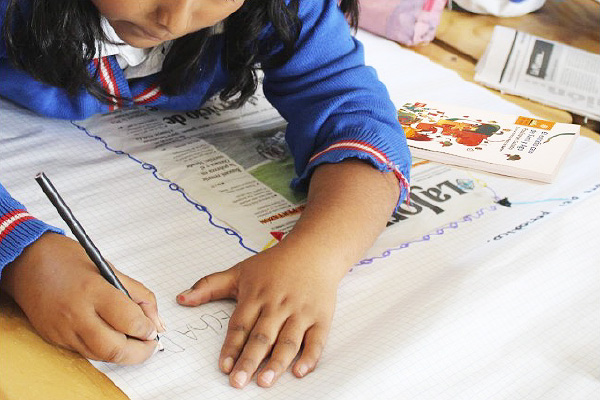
[0,0,411,272]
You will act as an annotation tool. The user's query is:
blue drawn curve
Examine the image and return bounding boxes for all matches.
[70,120,258,255]
[357,205,499,266]
[71,120,505,264]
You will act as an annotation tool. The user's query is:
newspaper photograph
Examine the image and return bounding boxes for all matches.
[475,26,600,121]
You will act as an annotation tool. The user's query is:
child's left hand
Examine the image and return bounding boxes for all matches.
[176,240,343,388]
[177,160,401,389]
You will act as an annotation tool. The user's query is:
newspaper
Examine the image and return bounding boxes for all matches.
[78,89,296,251]
[77,90,495,259]
[475,26,600,121]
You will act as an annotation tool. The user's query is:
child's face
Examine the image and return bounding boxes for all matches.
[91,0,245,48]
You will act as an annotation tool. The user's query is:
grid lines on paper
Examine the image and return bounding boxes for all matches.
[2,98,599,399]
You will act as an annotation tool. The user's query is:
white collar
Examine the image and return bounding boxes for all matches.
[94,18,223,80]
[95,17,172,79]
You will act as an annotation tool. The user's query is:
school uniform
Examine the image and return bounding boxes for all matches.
[0,0,411,271]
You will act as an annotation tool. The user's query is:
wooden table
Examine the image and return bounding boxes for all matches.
[1,2,599,399]
[412,0,600,138]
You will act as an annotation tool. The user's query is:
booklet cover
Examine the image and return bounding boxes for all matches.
[398,101,579,182]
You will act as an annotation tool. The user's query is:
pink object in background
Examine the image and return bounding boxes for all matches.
[357,0,447,46]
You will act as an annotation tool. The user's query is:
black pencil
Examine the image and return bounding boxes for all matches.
[35,172,160,342]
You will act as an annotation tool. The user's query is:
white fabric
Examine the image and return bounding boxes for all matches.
[94,18,224,80]
[454,0,546,17]
[95,18,171,80]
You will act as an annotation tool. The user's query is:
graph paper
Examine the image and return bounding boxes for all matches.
[2,29,599,399]
[2,95,599,400]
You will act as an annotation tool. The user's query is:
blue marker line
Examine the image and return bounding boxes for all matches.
[511,198,570,205]
[70,120,258,255]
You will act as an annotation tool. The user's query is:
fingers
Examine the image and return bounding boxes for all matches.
[94,285,158,342]
[91,272,163,364]
[117,271,166,332]
[69,316,160,365]
[226,309,282,388]
[4,232,163,365]
[257,317,304,387]
[222,310,331,389]
[257,321,329,387]
[219,303,261,375]
[176,255,337,388]
[292,323,329,378]
[177,269,237,307]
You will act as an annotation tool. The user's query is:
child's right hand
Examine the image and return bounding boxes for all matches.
[0,232,164,364]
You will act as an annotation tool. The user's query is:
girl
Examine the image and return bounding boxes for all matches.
[0,0,411,389]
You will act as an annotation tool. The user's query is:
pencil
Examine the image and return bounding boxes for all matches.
[35,172,160,342]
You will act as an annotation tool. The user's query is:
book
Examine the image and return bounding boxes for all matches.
[398,101,579,182]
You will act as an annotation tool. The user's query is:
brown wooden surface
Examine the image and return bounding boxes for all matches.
[1,2,598,400]
[0,292,128,400]
[437,0,599,60]
[412,0,600,137]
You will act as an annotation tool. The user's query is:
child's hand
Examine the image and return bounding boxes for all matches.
[0,232,165,364]
[178,160,400,389]
[176,242,342,388]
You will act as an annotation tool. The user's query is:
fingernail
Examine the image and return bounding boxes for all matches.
[297,364,308,377]
[177,289,193,303]
[233,371,247,387]
[222,357,234,373]
[260,370,275,386]
[152,342,161,356]
[157,338,164,352]
[147,329,158,341]
[158,314,167,332]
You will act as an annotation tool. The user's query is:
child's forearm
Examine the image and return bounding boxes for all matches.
[280,158,401,280]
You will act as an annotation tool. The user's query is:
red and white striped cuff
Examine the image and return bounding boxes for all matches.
[0,209,35,244]
[308,140,410,200]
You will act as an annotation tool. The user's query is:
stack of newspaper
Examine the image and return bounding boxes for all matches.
[475,26,600,121]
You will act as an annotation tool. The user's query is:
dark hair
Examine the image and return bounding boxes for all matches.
[3,0,359,108]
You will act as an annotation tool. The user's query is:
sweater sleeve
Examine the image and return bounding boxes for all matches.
[0,182,63,276]
[262,0,411,206]
[0,0,8,58]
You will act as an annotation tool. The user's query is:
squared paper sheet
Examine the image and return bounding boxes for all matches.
[1,31,599,400]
